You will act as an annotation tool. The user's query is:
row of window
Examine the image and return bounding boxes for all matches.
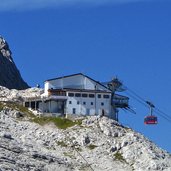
[69,101,104,106]
[68,93,110,99]
[72,108,106,115]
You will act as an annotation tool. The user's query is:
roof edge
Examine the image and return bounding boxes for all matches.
[44,73,111,92]
[44,73,83,82]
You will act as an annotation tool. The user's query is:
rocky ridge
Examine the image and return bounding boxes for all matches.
[0,86,43,102]
[0,87,171,171]
[0,36,29,90]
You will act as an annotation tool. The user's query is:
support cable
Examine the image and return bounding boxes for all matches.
[72,145,94,171]
[124,85,171,123]
[66,135,94,171]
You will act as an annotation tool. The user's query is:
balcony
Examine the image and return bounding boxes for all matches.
[112,95,129,108]
[48,89,66,96]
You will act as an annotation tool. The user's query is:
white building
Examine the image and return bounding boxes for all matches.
[24,73,129,120]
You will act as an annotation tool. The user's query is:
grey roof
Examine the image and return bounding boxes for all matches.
[45,73,111,92]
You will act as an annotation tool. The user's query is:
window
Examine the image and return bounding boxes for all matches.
[91,102,94,105]
[103,94,110,99]
[56,91,66,96]
[98,94,101,98]
[77,101,80,105]
[69,101,72,104]
[83,102,86,105]
[31,101,35,109]
[68,93,74,97]
[82,93,88,98]
[101,102,104,106]
[75,93,81,97]
[25,102,29,107]
[89,94,95,98]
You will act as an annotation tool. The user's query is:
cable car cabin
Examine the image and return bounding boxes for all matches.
[144,116,158,125]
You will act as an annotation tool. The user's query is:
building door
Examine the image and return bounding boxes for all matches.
[86,109,90,115]
[99,109,105,116]
[73,108,76,114]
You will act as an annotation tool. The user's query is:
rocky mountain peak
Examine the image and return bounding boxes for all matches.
[0,36,13,62]
[0,36,29,90]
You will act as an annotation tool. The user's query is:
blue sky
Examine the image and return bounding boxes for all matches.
[1,0,171,152]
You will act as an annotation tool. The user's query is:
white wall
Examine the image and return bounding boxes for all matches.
[44,74,111,96]
[65,91,112,117]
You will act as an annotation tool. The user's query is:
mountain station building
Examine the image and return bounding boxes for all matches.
[24,73,129,120]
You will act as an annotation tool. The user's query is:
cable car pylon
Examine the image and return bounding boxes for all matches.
[144,101,158,125]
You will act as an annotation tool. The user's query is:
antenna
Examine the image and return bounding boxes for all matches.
[107,77,126,92]
[101,76,129,121]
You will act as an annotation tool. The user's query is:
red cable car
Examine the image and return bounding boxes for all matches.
[144,101,158,125]
[144,115,158,124]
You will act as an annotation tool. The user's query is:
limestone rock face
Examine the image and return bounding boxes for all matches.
[0,86,43,102]
[0,36,29,90]
[0,88,171,171]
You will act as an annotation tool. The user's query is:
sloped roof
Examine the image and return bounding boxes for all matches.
[45,73,111,92]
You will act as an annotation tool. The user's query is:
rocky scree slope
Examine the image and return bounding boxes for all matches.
[0,36,29,90]
[0,88,171,171]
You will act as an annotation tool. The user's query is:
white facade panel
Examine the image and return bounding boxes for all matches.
[65,91,111,117]
[46,75,85,90]
[84,77,110,91]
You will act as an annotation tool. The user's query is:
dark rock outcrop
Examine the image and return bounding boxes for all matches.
[0,36,29,90]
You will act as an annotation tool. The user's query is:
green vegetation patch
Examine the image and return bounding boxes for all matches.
[32,116,82,129]
[0,102,82,129]
[87,144,98,150]
[63,152,76,159]
[0,102,34,118]
[114,152,126,162]
[0,102,4,111]
[57,141,68,147]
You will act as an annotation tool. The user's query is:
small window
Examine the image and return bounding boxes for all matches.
[68,93,74,97]
[83,102,86,105]
[91,102,94,105]
[77,101,80,105]
[69,101,72,104]
[82,93,88,98]
[98,94,101,98]
[103,94,110,99]
[75,93,81,97]
[89,94,95,98]
[101,102,104,106]
[25,102,29,107]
